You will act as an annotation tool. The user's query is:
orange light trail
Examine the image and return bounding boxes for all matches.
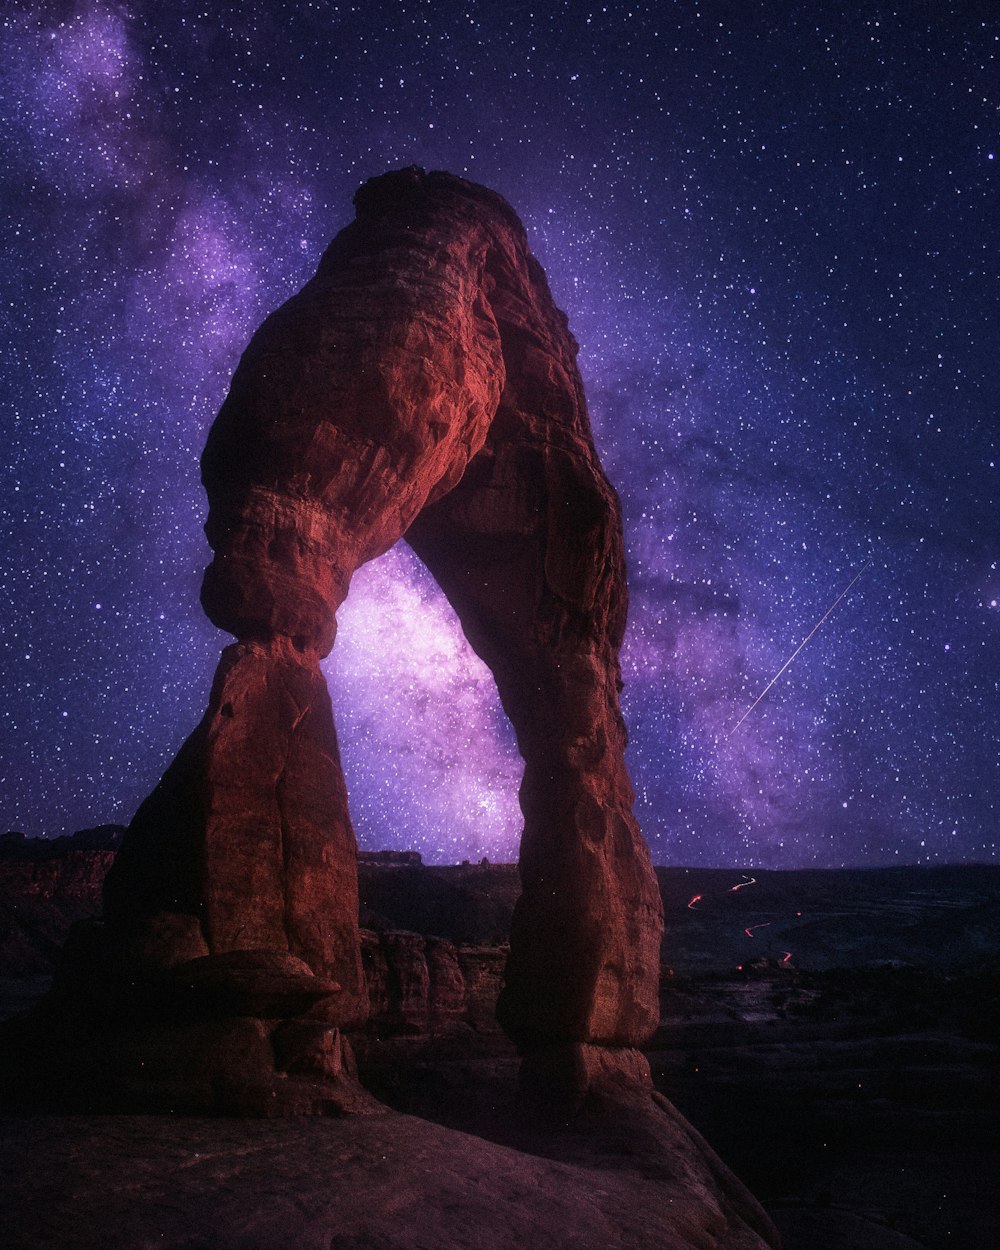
[744,922,772,938]
[728,561,871,735]
[687,894,703,910]
[729,875,757,892]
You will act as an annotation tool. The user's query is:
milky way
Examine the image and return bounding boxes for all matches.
[2,2,997,866]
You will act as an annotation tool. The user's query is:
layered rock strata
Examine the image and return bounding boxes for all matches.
[360,929,507,1037]
[17,168,664,1110]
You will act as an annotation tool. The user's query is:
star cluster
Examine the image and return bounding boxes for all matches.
[2,1,997,866]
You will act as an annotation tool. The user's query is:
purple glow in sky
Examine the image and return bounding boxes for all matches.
[2,2,997,867]
[327,546,522,863]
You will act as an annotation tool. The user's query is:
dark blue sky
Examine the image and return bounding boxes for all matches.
[2,2,997,866]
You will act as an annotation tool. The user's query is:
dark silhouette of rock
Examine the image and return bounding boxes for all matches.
[79,165,662,1109]
[0,831,119,979]
[0,826,124,860]
[358,860,521,944]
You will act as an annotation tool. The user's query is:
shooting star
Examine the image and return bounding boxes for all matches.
[728,561,871,735]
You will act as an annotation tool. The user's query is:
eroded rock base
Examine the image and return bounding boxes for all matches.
[518,1043,656,1113]
[0,932,377,1117]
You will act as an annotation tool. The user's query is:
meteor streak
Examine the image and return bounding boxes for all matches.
[728,561,871,735]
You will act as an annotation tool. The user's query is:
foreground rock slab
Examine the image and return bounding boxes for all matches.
[1,1094,776,1250]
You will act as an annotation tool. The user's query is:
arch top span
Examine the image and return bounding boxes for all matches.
[103,168,664,1106]
[200,167,605,660]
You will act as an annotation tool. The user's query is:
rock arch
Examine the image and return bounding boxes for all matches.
[101,168,663,1098]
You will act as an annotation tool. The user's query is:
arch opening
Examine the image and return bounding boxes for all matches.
[323,542,521,865]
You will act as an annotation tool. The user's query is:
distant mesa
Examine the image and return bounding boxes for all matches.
[0,825,124,860]
[358,849,424,867]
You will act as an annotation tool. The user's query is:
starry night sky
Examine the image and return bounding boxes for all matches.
[2,2,997,867]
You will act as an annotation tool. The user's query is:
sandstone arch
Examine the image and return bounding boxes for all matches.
[101,168,663,1095]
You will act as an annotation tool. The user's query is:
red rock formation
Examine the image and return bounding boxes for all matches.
[103,641,366,1025]
[54,168,664,1108]
[358,928,504,1037]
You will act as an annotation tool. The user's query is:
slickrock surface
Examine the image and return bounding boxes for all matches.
[0,1092,778,1250]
